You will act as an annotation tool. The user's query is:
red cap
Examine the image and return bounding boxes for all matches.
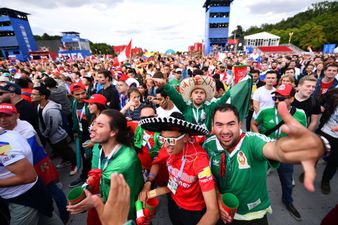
[70,82,86,93]
[83,94,107,105]
[0,103,17,115]
[119,74,130,82]
[272,84,295,97]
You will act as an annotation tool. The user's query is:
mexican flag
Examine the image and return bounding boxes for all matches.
[227,74,252,121]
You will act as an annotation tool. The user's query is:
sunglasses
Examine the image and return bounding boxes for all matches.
[158,134,185,146]
[272,96,288,101]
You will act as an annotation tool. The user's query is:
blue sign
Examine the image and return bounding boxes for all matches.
[58,50,91,59]
[323,44,336,54]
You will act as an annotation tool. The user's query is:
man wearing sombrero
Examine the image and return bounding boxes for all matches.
[150,75,251,131]
[138,112,219,225]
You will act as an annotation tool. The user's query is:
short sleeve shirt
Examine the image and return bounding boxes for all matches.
[163,142,215,211]
[0,130,36,199]
[255,107,307,139]
[203,132,278,217]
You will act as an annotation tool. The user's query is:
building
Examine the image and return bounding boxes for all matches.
[58,31,91,59]
[188,42,203,54]
[203,0,234,55]
[0,8,38,61]
[244,32,280,47]
[244,32,296,54]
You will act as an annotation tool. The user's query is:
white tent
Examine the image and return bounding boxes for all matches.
[244,32,280,47]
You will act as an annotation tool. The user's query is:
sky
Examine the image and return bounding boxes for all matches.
[1,0,331,52]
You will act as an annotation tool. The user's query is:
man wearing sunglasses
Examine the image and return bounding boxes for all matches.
[251,84,307,221]
[139,112,219,225]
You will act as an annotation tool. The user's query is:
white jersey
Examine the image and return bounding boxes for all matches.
[0,130,36,199]
[156,105,181,118]
[252,86,276,118]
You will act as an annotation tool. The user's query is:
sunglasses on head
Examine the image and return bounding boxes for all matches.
[158,134,185,146]
[272,96,288,101]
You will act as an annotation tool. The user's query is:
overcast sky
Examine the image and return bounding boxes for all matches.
[1,0,331,52]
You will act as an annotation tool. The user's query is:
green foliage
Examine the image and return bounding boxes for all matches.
[34,33,61,40]
[89,42,115,55]
[243,1,338,50]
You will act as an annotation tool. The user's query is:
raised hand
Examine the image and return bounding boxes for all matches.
[276,102,324,192]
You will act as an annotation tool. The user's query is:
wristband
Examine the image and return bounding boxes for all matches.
[319,135,331,156]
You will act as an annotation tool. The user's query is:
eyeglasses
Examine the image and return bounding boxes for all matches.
[158,134,185,146]
[272,96,288,101]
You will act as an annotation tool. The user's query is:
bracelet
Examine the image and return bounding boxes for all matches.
[319,135,331,156]
[148,172,156,178]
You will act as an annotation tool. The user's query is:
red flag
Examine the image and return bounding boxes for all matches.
[125,39,132,58]
[117,39,132,63]
[113,57,120,67]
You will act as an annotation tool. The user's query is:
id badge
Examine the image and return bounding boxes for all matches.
[79,123,83,132]
[167,178,178,195]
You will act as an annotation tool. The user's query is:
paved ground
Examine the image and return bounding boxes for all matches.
[55,157,337,225]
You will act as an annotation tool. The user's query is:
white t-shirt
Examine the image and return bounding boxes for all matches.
[0,130,36,199]
[252,86,276,118]
[156,105,181,118]
[321,107,338,138]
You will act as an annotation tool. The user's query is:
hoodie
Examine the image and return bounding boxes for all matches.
[48,84,71,114]
[37,100,68,144]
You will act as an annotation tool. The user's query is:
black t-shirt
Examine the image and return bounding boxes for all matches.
[76,102,90,140]
[15,99,39,131]
[38,107,46,131]
[292,97,321,119]
[98,84,120,110]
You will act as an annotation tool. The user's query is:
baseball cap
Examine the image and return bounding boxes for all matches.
[125,77,140,88]
[119,74,130,82]
[70,82,86,93]
[83,94,107,105]
[272,84,295,97]
[0,76,9,82]
[0,82,21,95]
[175,68,182,73]
[0,103,17,115]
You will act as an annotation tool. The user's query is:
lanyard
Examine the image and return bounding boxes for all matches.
[192,108,204,124]
[177,156,186,182]
[98,144,122,171]
[275,108,280,137]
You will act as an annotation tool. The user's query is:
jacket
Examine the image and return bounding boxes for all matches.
[37,100,68,144]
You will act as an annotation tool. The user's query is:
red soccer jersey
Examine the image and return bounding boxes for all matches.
[157,142,215,211]
[320,80,334,95]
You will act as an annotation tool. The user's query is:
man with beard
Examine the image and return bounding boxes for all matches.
[203,103,325,224]
[67,109,143,221]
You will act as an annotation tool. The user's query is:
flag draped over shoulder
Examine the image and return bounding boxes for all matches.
[227,75,252,121]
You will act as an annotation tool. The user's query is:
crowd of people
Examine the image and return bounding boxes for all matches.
[0,50,337,225]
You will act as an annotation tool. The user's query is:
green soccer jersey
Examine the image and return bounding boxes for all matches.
[203,132,279,220]
[91,144,144,220]
[254,107,307,139]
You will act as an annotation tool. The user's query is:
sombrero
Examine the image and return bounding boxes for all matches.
[139,112,209,136]
[179,75,216,102]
